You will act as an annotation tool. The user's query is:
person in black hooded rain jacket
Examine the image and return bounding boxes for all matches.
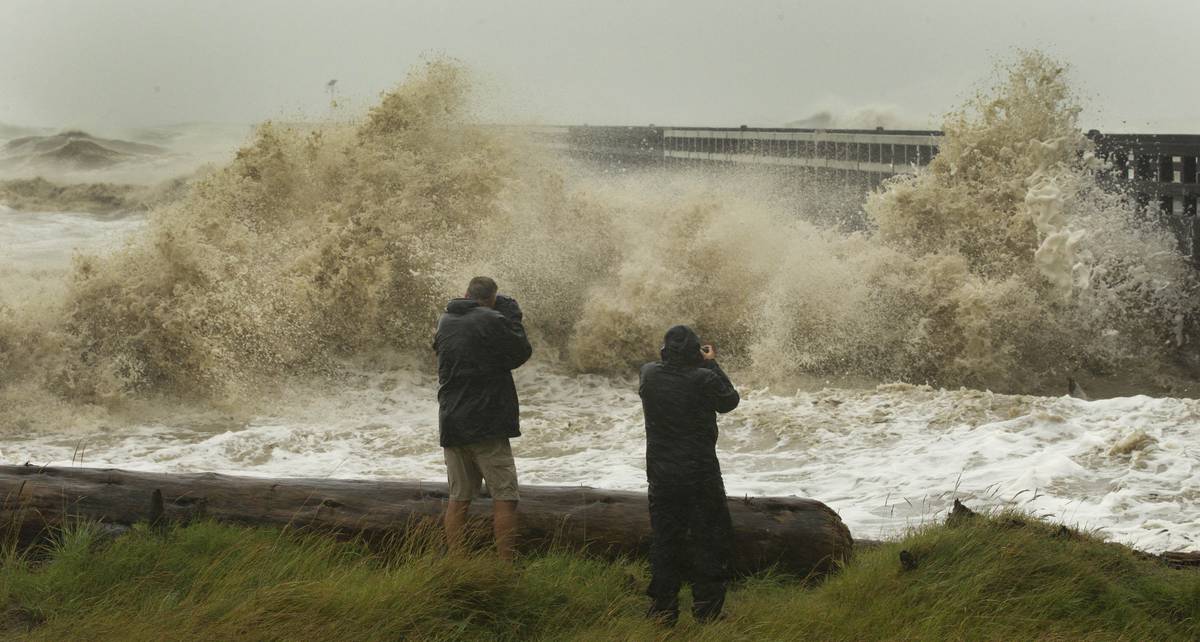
[433,276,532,560]
[638,325,740,624]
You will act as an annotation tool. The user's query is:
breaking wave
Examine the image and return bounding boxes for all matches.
[2,53,1197,430]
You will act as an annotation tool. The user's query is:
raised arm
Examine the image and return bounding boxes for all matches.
[492,295,532,370]
[700,361,740,413]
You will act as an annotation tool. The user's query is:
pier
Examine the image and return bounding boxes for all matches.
[530,125,1200,257]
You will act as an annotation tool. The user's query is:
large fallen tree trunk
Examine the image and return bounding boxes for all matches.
[0,465,852,577]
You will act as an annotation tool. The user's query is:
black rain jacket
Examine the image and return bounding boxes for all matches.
[638,325,741,487]
[433,295,533,448]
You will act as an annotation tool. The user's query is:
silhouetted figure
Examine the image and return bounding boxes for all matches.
[638,325,740,624]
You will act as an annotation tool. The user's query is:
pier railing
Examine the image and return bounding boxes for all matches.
[661,127,941,176]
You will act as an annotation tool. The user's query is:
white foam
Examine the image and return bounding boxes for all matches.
[0,209,144,266]
[0,209,146,307]
[6,365,1198,553]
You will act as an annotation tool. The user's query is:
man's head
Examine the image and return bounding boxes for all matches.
[466,276,499,307]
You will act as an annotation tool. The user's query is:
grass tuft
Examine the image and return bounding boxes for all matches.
[1,512,1197,640]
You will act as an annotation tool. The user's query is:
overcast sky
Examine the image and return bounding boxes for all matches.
[1,0,1197,133]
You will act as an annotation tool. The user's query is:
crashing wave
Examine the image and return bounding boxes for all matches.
[0,53,1196,430]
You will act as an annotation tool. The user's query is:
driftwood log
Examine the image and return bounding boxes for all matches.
[0,465,852,577]
[1161,551,1200,569]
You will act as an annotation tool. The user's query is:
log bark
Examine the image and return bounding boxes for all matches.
[0,465,852,577]
[1161,551,1200,569]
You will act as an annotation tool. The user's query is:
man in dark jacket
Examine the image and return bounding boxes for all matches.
[639,325,741,625]
[433,276,532,560]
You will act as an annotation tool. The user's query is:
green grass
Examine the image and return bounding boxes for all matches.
[1,514,1198,641]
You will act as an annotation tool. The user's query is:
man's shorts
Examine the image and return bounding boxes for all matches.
[443,437,520,501]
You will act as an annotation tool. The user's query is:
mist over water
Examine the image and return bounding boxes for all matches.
[0,122,253,186]
[2,53,1199,550]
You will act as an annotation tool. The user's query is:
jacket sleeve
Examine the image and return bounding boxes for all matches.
[432,315,444,353]
[491,296,532,370]
[700,361,740,413]
[501,322,533,371]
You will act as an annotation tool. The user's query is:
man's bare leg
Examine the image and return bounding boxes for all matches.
[493,500,518,561]
[445,500,471,554]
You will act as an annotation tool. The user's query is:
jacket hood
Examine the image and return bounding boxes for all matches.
[446,298,481,315]
[660,325,703,367]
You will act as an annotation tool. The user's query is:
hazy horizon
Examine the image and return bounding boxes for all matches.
[2,0,1198,134]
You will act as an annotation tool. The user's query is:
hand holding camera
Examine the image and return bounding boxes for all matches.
[493,294,524,323]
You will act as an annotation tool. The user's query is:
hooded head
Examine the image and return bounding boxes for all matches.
[660,325,703,367]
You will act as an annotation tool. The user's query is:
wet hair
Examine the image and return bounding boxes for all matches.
[467,276,498,302]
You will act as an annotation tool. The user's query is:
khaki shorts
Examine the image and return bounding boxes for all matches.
[443,437,520,501]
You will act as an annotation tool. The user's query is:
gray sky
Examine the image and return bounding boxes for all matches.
[1,0,1197,133]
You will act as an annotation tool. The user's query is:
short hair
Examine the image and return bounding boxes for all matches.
[467,276,498,301]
